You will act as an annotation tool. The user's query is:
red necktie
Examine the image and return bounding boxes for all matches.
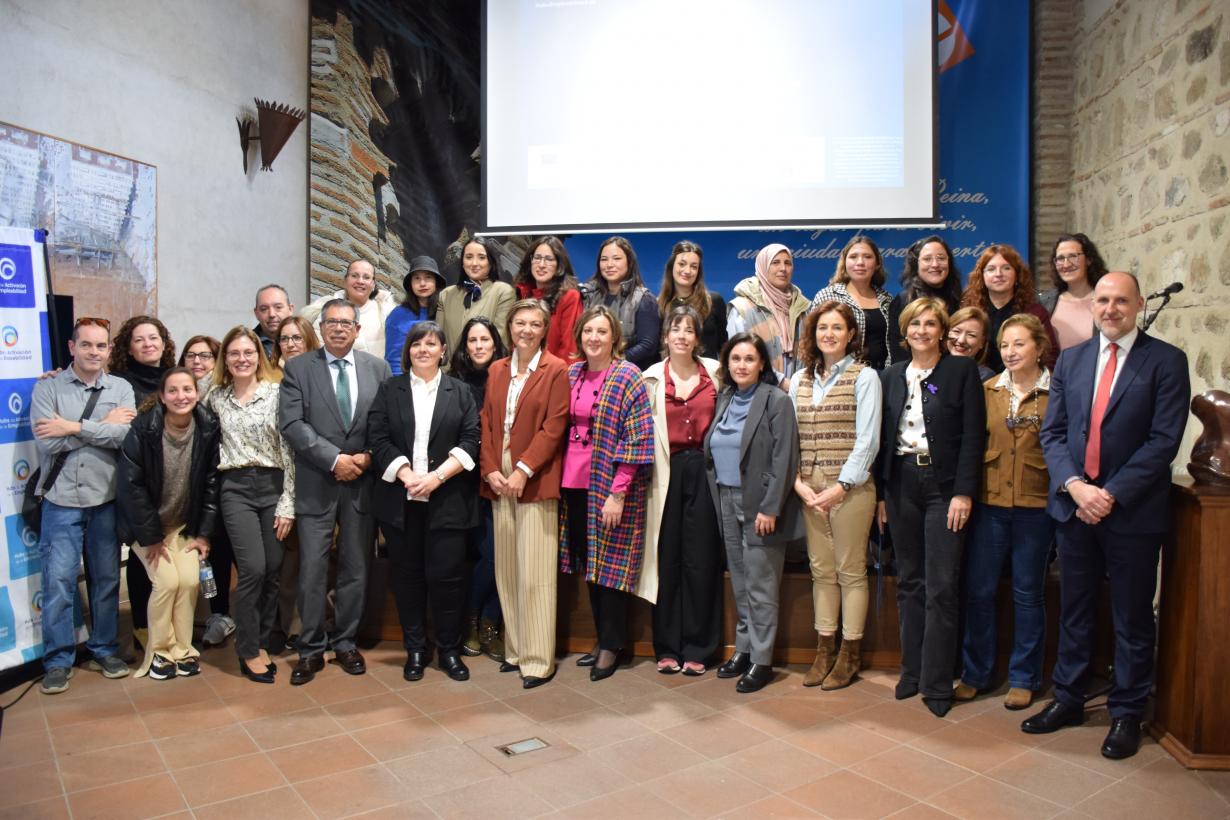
[1084,342,1118,480]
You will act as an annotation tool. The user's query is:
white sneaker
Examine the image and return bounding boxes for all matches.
[202,614,236,647]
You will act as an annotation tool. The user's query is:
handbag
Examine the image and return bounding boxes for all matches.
[20,387,103,536]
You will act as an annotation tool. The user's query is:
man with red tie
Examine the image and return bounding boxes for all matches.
[1023,271,1190,759]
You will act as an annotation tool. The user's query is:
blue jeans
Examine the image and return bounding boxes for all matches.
[960,504,1053,691]
[39,500,121,670]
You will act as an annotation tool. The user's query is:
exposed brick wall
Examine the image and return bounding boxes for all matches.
[1032,0,1078,285]
[1062,0,1229,471]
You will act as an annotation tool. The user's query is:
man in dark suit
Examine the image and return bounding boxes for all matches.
[1024,271,1190,759]
[280,298,392,684]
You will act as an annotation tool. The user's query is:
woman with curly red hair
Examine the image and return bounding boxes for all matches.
[960,246,1058,373]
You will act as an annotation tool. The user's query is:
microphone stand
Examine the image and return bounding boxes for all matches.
[1142,291,1174,331]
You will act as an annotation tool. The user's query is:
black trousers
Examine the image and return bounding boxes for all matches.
[127,549,151,630]
[387,502,467,655]
[885,457,965,700]
[564,488,629,652]
[652,449,722,664]
[1051,517,1161,719]
[208,523,235,617]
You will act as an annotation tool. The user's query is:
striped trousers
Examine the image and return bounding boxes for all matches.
[492,446,558,679]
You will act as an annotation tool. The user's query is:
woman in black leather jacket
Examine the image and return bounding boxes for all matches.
[118,367,221,680]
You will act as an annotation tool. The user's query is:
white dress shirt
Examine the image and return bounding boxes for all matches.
[381,369,475,501]
[896,364,934,455]
[324,347,358,425]
[1092,328,1138,410]
[505,348,542,477]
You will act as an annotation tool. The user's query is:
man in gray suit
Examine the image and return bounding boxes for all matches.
[280,298,392,684]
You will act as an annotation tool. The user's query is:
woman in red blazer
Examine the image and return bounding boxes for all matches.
[479,298,570,688]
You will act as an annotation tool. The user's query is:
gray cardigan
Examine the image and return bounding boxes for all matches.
[703,382,805,547]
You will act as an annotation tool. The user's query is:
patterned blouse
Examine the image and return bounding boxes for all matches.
[205,379,296,519]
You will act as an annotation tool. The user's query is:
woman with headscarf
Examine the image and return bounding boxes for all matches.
[726,243,812,384]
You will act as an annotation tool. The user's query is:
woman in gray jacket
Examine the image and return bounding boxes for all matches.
[704,332,804,693]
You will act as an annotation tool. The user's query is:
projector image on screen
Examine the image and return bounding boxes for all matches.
[482,0,937,233]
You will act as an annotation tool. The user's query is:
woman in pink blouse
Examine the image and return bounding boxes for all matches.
[559,305,655,681]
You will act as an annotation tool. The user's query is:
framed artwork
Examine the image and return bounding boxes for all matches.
[0,121,157,328]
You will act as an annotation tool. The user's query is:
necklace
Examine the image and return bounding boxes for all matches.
[569,364,611,446]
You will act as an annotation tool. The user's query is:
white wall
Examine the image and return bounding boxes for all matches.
[0,0,308,344]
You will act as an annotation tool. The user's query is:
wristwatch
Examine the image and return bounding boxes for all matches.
[837,480,853,492]
[435,469,447,483]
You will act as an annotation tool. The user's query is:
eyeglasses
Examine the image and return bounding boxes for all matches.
[531,254,556,264]
[279,335,305,345]
[184,351,215,362]
[1055,253,1085,266]
[74,317,111,330]
[1005,414,1041,430]
[226,350,258,361]
[919,255,948,265]
[322,319,356,329]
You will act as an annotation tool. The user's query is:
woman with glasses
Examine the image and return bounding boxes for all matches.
[274,316,321,367]
[206,327,296,684]
[960,245,1058,373]
[440,235,517,352]
[514,237,583,361]
[1037,233,1107,352]
[877,298,985,717]
[945,307,997,383]
[177,336,239,648]
[302,259,398,357]
[889,236,964,357]
[956,313,1054,711]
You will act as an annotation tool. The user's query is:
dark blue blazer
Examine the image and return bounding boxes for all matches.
[1040,330,1190,534]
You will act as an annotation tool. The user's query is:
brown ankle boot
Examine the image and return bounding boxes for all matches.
[803,633,837,687]
[821,638,861,690]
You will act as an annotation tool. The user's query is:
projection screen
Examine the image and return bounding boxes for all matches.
[482,0,938,233]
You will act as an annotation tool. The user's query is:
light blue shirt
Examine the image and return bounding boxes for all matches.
[710,386,756,487]
[788,356,882,487]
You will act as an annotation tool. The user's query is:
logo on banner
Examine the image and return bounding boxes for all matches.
[14,459,30,481]
[0,379,35,444]
[5,514,40,580]
[938,1,975,72]
[0,243,36,308]
[0,586,16,654]
[1,326,16,347]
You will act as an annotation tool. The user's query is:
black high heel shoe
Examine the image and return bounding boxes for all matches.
[239,658,275,684]
[589,649,623,682]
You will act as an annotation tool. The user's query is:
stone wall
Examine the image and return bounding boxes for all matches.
[310,10,408,301]
[1033,0,1078,282]
[1064,0,1229,469]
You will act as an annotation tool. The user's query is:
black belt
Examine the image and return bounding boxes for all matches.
[895,452,931,467]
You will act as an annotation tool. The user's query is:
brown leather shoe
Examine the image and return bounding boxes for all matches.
[290,654,325,685]
[821,638,861,690]
[1004,687,1033,710]
[953,682,978,701]
[334,648,366,675]
[802,634,837,687]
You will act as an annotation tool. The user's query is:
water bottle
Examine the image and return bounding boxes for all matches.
[199,560,218,599]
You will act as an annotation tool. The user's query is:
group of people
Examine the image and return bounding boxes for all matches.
[30,230,1189,762]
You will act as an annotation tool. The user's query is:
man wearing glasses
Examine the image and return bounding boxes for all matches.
[253,284,296,360]
[279,298,392,684]
[30,317,137,694]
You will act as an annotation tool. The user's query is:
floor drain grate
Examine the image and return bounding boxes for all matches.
[496,737,549,757]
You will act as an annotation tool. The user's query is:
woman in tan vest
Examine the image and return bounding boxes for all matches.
[955,313,1054,710]
[791,301,882,689]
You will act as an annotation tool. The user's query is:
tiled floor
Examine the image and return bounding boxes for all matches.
[2,644,1228,819]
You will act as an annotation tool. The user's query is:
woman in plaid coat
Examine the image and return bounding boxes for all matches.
[559,305,655,682]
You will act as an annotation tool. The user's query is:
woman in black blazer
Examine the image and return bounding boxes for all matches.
[369,322,481,683]
[876,298,986,717]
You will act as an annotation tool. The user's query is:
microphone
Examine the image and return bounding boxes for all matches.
[1147,282,1183,299]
